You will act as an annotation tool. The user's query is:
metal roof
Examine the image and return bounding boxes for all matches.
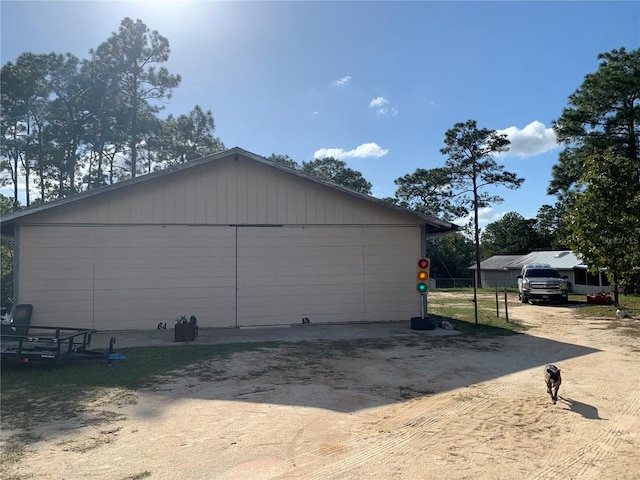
[0,147,458,235]
[470,251,587,270]
[472,255,525,271]
[518,251,586,269]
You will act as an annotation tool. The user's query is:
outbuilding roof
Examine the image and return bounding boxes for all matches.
[1,147,458,235]
[470,251,587,271]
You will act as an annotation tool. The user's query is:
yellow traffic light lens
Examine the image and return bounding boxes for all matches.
[418,271,427,280]
[417,283,427,293]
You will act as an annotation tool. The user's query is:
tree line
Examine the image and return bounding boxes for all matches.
[1,18,225,207]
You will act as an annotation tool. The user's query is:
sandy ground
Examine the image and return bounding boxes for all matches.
[2,293,639,480]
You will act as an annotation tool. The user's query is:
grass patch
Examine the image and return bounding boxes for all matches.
[572,294,640,320]
[428,288,526,335]
[1,342,281,391]
[0,342,281,429]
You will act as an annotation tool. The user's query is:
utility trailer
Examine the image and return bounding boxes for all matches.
[0,325,124,363]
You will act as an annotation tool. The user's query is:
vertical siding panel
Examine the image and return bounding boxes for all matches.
[246,162,259,223]
[163,182,176,223]
[127,188,140,223]
[236,161,248,224]
[285,176,297,223]
[265,169,276,223]
[345,197,354,224]
[140,185,153,224]
[333,195,343,224]
[330,193,342,224]
[96,197,109,224]
[194,167,208,223]
[304,182,315,223]
[215,161,228,224]
[116,194,128,223]
[273,174,285,224]
[173,174,186,223]
[107,197,119,224]
[314,184,325,224]
[147,185,159,223]
[185,171,196,224]
[256,165,269,223]
[294,180,307,223]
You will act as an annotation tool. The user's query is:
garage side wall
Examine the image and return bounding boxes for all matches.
[13,153,431,330]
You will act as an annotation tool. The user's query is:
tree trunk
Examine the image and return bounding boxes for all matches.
[130,66,139,178]
[473,174,482,289]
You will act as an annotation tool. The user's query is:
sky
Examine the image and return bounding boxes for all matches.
[1,0,639,228]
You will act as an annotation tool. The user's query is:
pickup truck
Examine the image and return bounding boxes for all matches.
[517,263,569,304]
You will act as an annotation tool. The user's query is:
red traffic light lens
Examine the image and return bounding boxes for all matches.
[418,259,429,268]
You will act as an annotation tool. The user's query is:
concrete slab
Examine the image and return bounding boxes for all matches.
[91,320,459,349]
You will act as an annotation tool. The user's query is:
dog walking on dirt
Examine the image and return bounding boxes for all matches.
[544,365,562,404]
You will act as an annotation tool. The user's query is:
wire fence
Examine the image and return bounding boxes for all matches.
[433,278,474,289]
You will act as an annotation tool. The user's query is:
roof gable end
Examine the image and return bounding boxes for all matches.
[1,147,457,234]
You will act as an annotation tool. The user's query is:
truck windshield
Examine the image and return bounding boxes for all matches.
[527,269,561,278]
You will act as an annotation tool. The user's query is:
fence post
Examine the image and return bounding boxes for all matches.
[504,287,509,323]
[495,282,499,317]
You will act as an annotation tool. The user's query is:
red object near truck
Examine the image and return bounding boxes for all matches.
[586,292,613,305]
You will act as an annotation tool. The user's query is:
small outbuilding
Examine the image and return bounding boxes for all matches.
[1,148,457,331]
[471,250,612,294]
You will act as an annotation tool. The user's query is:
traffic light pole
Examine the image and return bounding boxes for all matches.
[412,256,434,330]
[420,293,428,318]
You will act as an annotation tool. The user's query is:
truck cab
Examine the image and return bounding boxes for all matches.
[517,263,569,304]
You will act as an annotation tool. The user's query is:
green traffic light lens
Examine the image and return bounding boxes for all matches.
[417,283,427,293]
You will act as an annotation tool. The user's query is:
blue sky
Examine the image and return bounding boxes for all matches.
[1,1,639,227]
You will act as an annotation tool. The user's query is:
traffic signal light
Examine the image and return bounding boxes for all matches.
[416,258,430,294]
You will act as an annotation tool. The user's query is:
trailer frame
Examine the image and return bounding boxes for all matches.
[0,325,115,362]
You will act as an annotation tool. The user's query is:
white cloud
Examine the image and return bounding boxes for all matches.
[333,75,351,86]
[497,121,559,157]
[369,97,387,108]
[369,96,397,116]
[453,207,503,228]
[314,142,389,160]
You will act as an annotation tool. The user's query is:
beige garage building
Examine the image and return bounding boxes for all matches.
[1,148,457,331]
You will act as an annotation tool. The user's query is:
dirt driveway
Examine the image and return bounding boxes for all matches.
[3,294,639,480]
